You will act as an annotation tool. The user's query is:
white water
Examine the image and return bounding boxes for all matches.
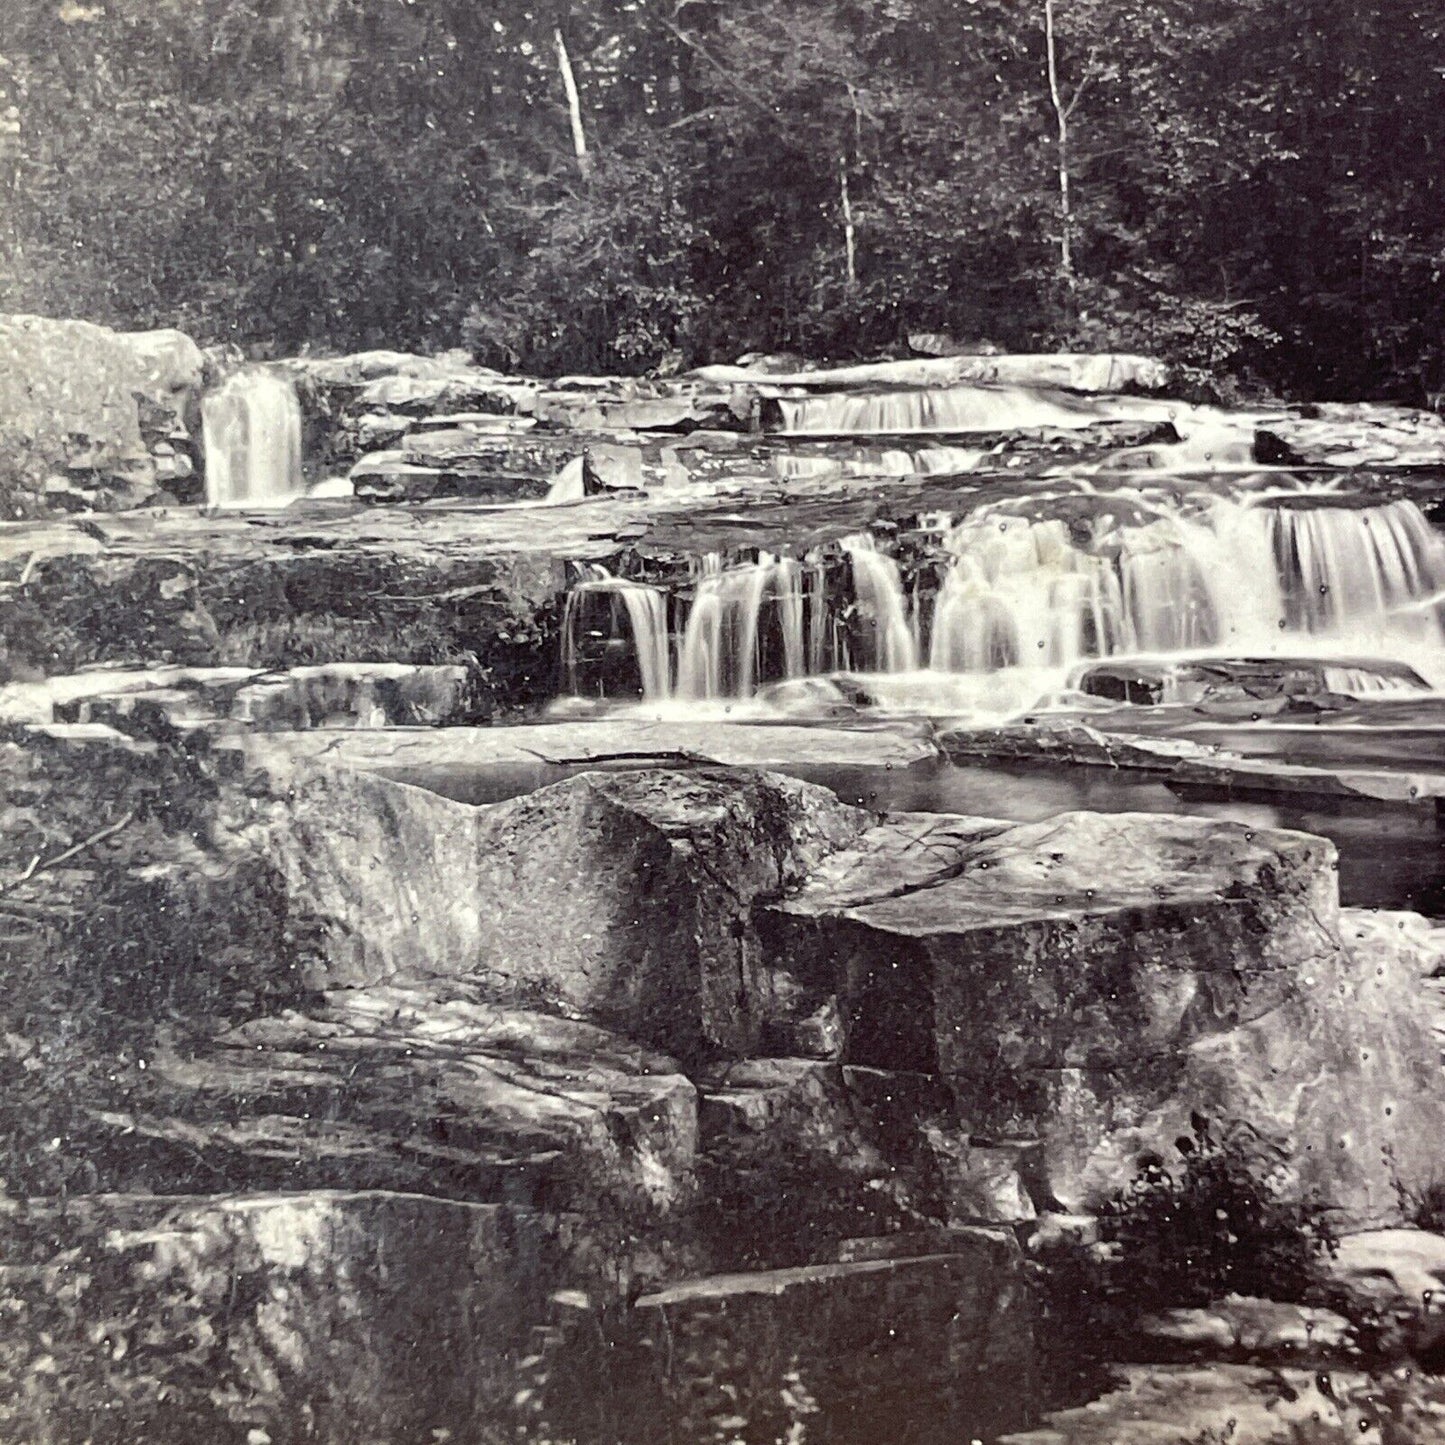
[546,456,588,504]
[561,568,671,699]
[768,383,1173,437]
[841,533,919,672]
[676,553,807,700]
[202,370,304,507]
[562,492,1445,713]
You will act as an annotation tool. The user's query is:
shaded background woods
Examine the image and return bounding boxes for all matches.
[1,0,1443,400]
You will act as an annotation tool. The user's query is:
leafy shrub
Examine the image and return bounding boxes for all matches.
[1033,1115,1338,1411]
[1056,271,1281,403]
[1101,1115,1337,1308]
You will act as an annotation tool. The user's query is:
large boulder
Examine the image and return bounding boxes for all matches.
[245,765,868,1058]
[0,1189,573,1445]
[759,809,1445,1223]
[0,315,205,513]
[463,768,868,1057]
[550,1235,1035,1445]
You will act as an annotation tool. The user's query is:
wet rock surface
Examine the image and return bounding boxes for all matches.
[6,335,1445,1440]
[1256,403,1445,467]
[1,662,473,730]
[4,709,1445,1439]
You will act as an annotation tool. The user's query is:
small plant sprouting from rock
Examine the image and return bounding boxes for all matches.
[1396,1173,1445,1236]
[1033,1115,1339,1412]
[1101,1114,1338,1309]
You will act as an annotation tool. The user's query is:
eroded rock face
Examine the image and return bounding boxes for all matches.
[0,1190,571,1445]
[760,809,1445,1222]
[0,314,204,513]
[552,1237,1034,1445]
[130,985,698,1215]
[245,765,867,1057]
[466,769,869,1057]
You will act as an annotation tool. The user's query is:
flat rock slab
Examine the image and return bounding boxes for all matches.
[1136,1294,1353,1362]
[0,1188,569,1445]
[691,352,1170,392]
[761,808,1445,1222]
[766,809,1338,1075]
[230,717,942,779]
[553,1237,1033,1444]
[123,985,697,1212]
[940,718,1445,804]
[1,662,470,729]
[1000,1365,1381,1444]
[1325,1229,1445,1359]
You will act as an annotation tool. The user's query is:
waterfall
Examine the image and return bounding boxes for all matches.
[546,456,588,504]
[840,533,919,672]
[767,384,1170,437]
[929,518,1130,671]
[675,553,807,699]
[927,496,1445,676]
[561,569,671,699]
[201,370,304,507]
[559,496,1445,708]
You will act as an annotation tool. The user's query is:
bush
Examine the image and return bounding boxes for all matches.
[1101,1115,1337,1308]
[1055,271,1281,403]
[1033,1115,1338,1411]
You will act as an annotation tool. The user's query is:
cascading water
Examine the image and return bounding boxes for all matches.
[840,533,919,672]
[767,383,1171,437]
[675,553,808,700]
[201,370,304,507]
[562,567,672,699]
[559,492,1445,710]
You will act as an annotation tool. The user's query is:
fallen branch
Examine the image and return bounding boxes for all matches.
[0,810,137,896]
[515,747,719,768]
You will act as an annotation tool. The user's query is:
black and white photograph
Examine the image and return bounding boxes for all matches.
[3,1,1445,1440]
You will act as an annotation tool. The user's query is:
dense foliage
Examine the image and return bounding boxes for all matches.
[2,0,1443,398]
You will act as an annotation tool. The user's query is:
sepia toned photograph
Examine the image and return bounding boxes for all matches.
[3,1,1445,1440]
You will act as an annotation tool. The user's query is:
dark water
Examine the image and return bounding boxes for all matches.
[382,755,1445,916]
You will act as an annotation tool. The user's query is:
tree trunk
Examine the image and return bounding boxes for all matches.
[1044,0,1074,281]
[839,154,857,289]
[554,27,591,180]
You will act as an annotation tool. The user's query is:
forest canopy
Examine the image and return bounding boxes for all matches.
[1,0,1443,400]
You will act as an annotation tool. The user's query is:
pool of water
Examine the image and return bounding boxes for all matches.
[382,755,1445,915]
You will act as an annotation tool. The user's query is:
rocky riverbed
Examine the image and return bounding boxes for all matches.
[9,317,1445,1441]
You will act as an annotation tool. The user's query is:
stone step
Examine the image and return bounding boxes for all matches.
[109,985,697,1213]
[545,1239,1033,1445]
[3,663,472,731]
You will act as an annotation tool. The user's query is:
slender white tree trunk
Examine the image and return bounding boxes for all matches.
[1044,0,1074,281]
[554,27,591,180]
[839,154,857,288]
